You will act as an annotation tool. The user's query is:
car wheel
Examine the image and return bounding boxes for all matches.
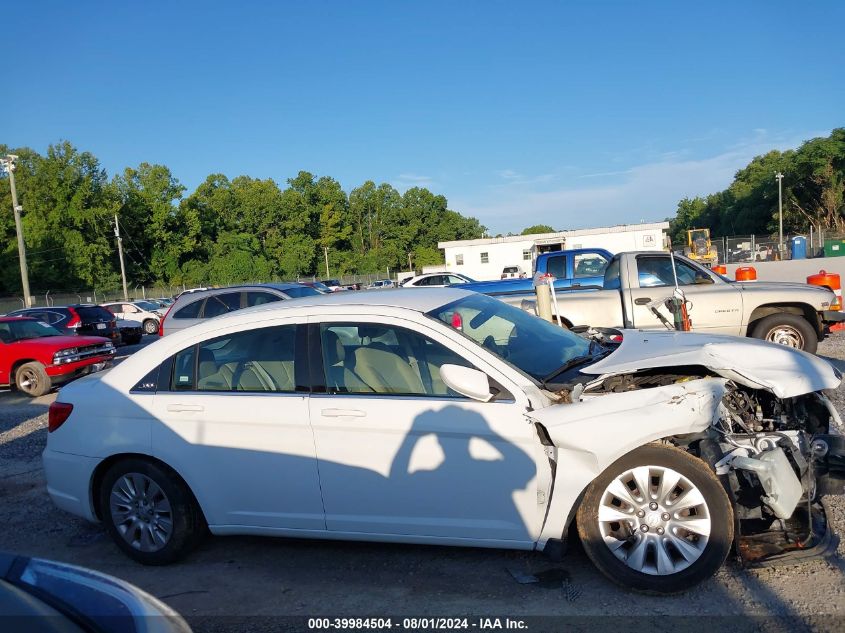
[99,458,205,565]
[751,313,818,354]
[15,361,52,397]
[576,444,733,594]
[142,319,159,335]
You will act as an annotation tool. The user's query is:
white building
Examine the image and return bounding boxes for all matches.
[435,222,670,281]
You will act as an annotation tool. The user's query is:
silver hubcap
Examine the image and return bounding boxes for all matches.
[19,369,39,392]
[144,321,158,334]
[765,325,803,348]
[110,473,173,552]
[597,465,711,576]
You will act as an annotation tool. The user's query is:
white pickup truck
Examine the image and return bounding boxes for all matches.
[518,251,844,353]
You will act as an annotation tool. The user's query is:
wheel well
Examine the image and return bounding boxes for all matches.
[745,303,820,337]
[90,453,206,524]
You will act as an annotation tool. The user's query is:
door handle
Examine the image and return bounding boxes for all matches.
[321,408,366,418]
[634,297,652,305]
[167,404,204,413]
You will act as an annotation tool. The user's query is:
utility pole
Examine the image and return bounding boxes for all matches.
[407,252,413,272]
[114,214,129,301]
[1,155,32,307]
[775,172,784,256]
[323,246,330,278]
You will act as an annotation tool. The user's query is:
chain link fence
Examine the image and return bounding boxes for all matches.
[0,272,417,315]
[714,232,837,264]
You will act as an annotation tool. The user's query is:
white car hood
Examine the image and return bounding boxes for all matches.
[582,330,841,398]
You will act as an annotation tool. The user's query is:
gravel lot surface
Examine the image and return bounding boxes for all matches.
[2,334,845,631]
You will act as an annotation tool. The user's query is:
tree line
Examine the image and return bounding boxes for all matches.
[668,128,845,246]
[0,141,486,295]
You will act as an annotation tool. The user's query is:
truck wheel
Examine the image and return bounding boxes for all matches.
[751,313,817,353]
[15,362,52,397]
[142,319,159,335]
[576,444,733,594]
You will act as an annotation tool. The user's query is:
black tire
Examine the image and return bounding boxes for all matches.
[576,444,733,594]
[751,313,818,354]
[142,319,159,335]
[15,361,51,397]
[99,458,205,565]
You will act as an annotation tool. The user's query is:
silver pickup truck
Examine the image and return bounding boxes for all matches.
[517,251,843,353]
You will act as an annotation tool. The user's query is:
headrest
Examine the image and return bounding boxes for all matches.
[324,329,345,363]
[358,325,390,341]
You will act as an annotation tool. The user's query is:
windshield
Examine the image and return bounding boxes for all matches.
[135,301,162,311]
[427,293,591,382]
[0,319,63,343]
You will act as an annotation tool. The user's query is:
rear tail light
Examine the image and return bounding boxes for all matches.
[66,308,81,330]
[450,312,463,331]
[48,402,73,433]
[159,303,174,336]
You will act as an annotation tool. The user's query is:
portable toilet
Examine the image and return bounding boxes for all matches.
[791,235,807,260]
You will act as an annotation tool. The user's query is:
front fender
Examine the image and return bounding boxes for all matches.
[532,378,727,546]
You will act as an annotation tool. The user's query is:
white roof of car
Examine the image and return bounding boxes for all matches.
[250,287,470,313]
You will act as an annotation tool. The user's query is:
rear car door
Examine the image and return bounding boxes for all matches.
[308,316,540,543]
[627,254,743,334]
[150,321,324,530]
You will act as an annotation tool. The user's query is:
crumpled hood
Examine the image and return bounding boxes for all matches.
[582,330,841,398]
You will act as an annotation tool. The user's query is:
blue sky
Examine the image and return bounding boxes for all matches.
[3,1,843,234]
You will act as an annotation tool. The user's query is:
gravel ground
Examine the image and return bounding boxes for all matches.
[1,335,845,631]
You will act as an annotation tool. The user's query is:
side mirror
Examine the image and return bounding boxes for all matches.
[440,364,493,402]
[694,276,714,285]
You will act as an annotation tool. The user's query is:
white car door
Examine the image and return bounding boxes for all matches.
[308,316,541,545]
[150,321,325,530]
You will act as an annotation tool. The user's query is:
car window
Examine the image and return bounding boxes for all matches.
[545,255,566,279]
[171,346,196,391]
[603,257,621,290]
[173,298,203,319]
[280,285,321,298]
[75,306,114,322]
[447,276,466,285]
[246,291,283,307]
[320,323,472,396]
[637,256,707,288]
[202,292,242,318]
[573,253,609,278]
[170,325,297,392]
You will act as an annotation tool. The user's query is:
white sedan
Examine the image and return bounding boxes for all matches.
[402,272,475,287]
[44,288,844,593]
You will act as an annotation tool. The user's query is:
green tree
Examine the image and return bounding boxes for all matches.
[521,224,555,235]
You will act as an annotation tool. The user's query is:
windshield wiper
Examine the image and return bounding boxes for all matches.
[540,339,613,386]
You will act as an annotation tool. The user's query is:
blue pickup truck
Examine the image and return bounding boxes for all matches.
[461,248,613,297]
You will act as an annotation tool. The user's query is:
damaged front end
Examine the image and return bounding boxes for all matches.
[570,330,845,567]
[705,387,845,566]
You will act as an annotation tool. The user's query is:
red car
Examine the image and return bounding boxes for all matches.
[0,316,116,397]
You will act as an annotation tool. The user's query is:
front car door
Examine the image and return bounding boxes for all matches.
[626,254,743,334]
[307,314,541,545]
[149,321,325,530]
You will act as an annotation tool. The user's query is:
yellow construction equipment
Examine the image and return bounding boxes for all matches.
[684,228,718,267]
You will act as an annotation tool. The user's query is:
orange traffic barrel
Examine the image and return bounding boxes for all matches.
[807,270,842,310]
[735,266,757,282]
[712,264,727,275]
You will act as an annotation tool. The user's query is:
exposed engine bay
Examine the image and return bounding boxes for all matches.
[568,368,845,566]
